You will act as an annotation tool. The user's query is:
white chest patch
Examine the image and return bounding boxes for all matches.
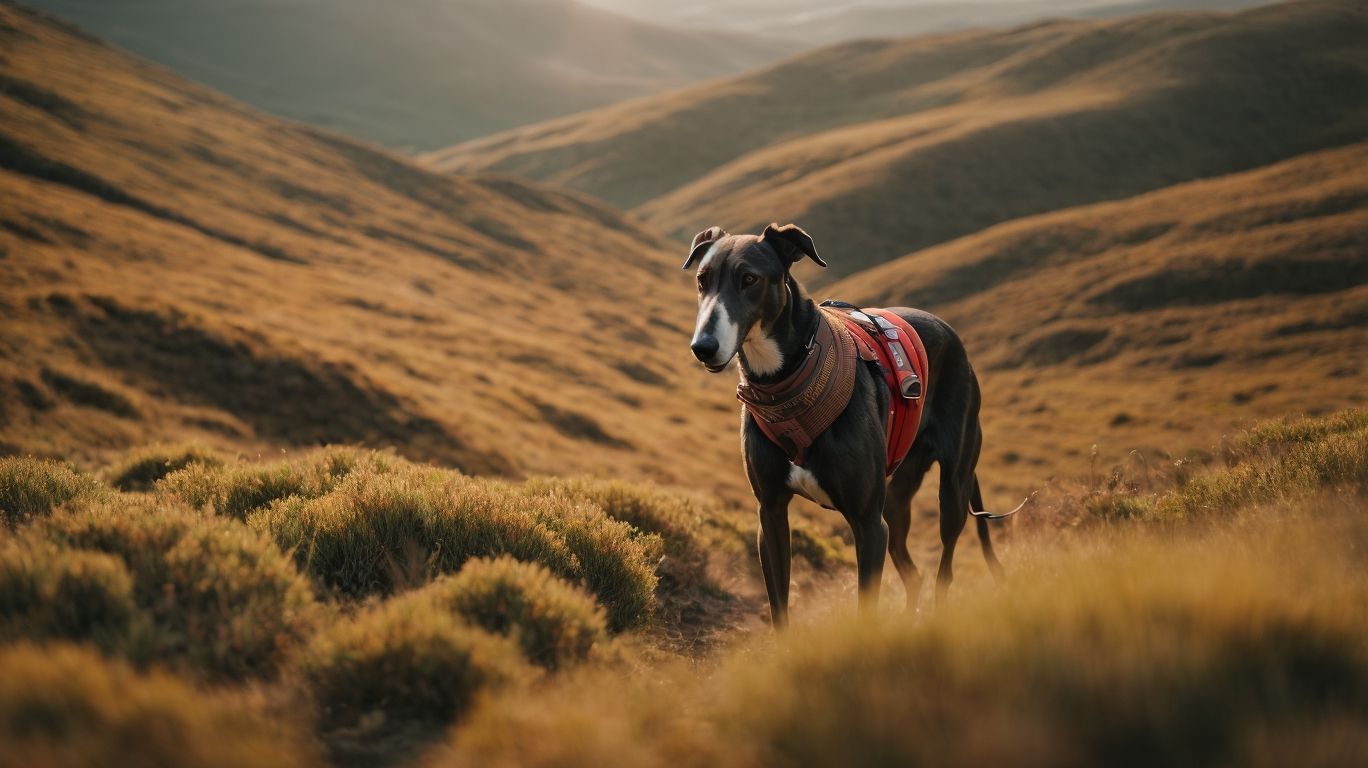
[742,330,784,376]
[787,463,835,509]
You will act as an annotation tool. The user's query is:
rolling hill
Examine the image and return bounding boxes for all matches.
[0,3,746,502]
[18,0,792,150]
[429,0,1368,281]
[2,0,1363,523]
[829,143,1367,482]
[584,0,1271,44]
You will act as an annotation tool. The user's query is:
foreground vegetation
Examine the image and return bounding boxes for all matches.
[1,411,1365,767]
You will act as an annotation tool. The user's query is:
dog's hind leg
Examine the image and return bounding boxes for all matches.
[934,460,971,606]
[757,496,793,627]
[936,419,982,605]
[971,475,1007,584]
[884,452,933,609]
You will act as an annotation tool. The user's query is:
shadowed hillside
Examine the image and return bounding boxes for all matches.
[20,0,792,150]
[586,0,1271,44]
[0,3,746,501]
[829,144,1367,493]
[430,0,1368,280]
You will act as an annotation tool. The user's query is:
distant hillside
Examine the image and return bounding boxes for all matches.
[430,0,1368,281]
[0,4,744,500]
[585,0,1270,44]
[829,144,1368,479]
[18,0,792,150]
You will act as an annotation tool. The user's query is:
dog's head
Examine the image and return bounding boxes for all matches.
[682,223,826,372]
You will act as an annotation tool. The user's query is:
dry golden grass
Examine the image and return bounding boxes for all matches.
[429,0,1367,279]
[0,643,318,768]
[438,414,1368,768]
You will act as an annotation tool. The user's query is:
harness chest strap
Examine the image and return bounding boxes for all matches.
[736,309,858,465]
[737,305,930,476]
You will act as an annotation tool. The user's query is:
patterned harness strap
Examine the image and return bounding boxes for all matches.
[738,304,930,476]
[736,308,859,465]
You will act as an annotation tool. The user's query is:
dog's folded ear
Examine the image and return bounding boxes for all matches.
[682,226,728,269]
[762,223,827,269]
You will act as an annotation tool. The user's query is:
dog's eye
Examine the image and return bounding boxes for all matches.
[741,274,758,289]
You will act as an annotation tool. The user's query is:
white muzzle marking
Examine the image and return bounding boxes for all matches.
[692,295,738,370]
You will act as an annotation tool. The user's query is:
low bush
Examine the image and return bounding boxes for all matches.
[157,460,312,520]
[521,477,699,549]
[522,477,727,626]
[252,466,659,628]
[530,498,658,631]
[0,643,316,768]
[156,446,398,519]
[295,595,530,734]
[1157,425,1368,521]
[105,442,223,492]
[411,557,606,669]
[1234,409,1367,456]
[38,499,317,681]
[0,539,137,651]
[0,457,108,528]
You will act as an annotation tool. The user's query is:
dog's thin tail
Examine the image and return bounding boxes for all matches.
[968,475,1033,521]
[970,474,1028,584]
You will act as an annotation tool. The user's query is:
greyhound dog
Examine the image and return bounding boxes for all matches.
[685,223,1021,625]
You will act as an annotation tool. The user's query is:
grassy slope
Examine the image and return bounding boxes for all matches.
[443,410,1368,768]
[428,0,1368,280]
[0,4,747,503]
[829,144,1367,501]
[19,0,792,150]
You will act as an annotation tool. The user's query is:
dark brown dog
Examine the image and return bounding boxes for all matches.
[686,223,1022,625]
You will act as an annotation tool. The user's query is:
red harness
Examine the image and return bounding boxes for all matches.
[837,308,929,476]
[737,304,929,476]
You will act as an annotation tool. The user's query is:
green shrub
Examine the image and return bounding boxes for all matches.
[0,643,316,768]
[154,446,400,520]
[413,557,606,669]
[106,443,223,492]
[1085,492,1155,522]
[157,460,312,520]
[527,497,658,631]
[296,596,530,733]
[39,500,317,681]
[0,457,108,528]
[0,539,137,651]
[1235,409,1368,456]
[526,477,726,625]
[252,467,659,628]
[253,467,577,596]
[521,477,700,547]
[1157,427,1368,521]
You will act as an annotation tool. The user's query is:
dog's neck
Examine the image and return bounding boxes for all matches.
[738,274,819,384]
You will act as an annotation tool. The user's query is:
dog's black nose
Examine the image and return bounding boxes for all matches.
[691,336,719,363]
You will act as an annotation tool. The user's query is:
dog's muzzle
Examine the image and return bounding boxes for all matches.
[691,335,730,372]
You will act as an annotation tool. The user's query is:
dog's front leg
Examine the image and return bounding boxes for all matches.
[757,499,792,627]
[851,496,889,614]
